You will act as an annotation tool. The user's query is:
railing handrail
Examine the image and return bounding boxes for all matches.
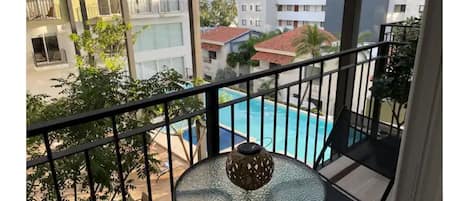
[27,41,395,136]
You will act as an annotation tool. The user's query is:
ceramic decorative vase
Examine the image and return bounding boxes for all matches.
[225,142,274,191]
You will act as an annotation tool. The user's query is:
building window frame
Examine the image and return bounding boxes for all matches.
[31,34,66,67]
[255,19,261,27]
[419,5,425,13]
[255,4,261,12]
[241,4,247,11]
[394,4,406,13]
[208,51,217,60]
[241,19,247,25]
[304,5,310,11]
[286,5,293,11]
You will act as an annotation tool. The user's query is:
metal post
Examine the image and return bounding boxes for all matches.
[370,42,390,136]
[120,0,137,79]
[79,0,89,30]
[334,0,361,118]
[206,88,220,157]
[333,0,361,150]
[65,0,80,55]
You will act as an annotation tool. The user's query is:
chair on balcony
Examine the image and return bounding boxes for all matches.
[316,109,401,201]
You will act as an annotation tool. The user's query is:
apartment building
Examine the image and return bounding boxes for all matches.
[236,0,326,33]
[386,0,426,22]
[276,0,327,30]
[235,0,277,33]
[26,0,194,96]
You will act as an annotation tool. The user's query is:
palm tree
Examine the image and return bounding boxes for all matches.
[292,25,334,107]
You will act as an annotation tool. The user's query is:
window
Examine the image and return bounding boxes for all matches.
[321,5,326,11]
[419,5,425,13]
[255,20,261,27]
[160,0,181,13]
[286,20,293,26]
[31,35,64,66]
[256,5,261,12]
[241,4,246,11]
[277,5,282,11]
[134,23,183,52]
[209,51,217,60]
[250,19,253,25]
[241,19,247,25]
[250,4,253,11]
[269,63,280,69]
[286,5,293,11]
[320,22,325,27]
[136,56,185,79]
[304,5,310,11]
[394,4,406,13]
[98,0,120,15]
[278,20,282,26]
[204,74,212,81]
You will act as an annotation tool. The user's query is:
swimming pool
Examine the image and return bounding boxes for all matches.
[218,88,333,165]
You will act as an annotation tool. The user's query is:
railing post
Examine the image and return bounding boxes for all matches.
[370,42,390,136]
[379,24,386,42]
[333,0,361,150]
[206,88,220,157]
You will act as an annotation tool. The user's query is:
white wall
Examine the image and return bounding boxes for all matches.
[236,0,277,33]
[131,0,193,79]
[386,0,426,22]
[277,11,325,22]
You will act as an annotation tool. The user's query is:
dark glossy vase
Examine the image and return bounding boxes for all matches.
[225,142,274,191]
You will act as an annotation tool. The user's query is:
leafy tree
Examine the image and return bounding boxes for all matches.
[200,0,237,27]
[27,19,202,201]
[370,18,421,130]
[292,25,335,107]
[215,67,237,81]
[226,30,281,68]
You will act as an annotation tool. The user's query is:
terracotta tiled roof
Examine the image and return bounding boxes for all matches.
[251,52,294,65]
[201,26,251,43]
[201,43,222,51]
[254,26,337,54]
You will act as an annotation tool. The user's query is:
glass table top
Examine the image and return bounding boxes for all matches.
[175,153,325,201]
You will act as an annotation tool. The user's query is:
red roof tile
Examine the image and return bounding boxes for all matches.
[251,52,294,65]
[201,26,251,43]
[255,26,337,54]
[201,43,222,51]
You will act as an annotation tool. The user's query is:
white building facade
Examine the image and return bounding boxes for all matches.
[236,0,327,33]
[235,0,277,33]
[386,0,426,22]
[130,0,193,80]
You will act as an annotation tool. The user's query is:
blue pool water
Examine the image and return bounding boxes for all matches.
[218,88,333,165]
[182,127,246,151]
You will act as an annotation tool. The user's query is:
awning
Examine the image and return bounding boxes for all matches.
[251,52,294,65]
[201,43,222,51]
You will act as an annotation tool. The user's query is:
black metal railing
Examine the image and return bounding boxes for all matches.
[27,41,400,201]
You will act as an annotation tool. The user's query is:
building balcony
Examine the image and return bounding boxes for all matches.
[26,22,422,201]
[128,0,185,18]
[26,0,61,21]
[277,11,325,22]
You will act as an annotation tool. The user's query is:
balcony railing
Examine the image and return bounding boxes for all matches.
[26,0,61,21]
[27,39,406,200]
